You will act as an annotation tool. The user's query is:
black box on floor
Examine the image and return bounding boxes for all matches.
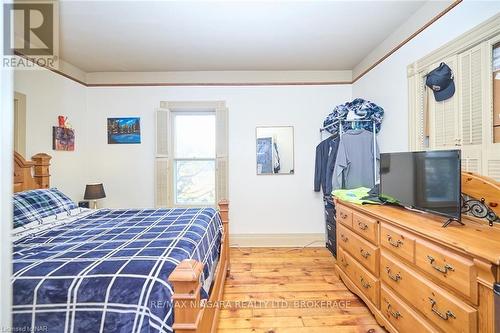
[326,237,336,257]
[78,201,90,208]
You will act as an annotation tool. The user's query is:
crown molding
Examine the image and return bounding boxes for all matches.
[85,70,353,87]
[14,2,462,87]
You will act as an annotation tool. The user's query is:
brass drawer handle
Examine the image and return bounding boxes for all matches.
[427,255,455,274]
[360,248,371,259]
[429,297,456,321]
[387,234,403,248]
[357,221,368,230]
[385,266,402,282]
[340,257,349,268]
[339,212,349,219]
[340,234,348,242]
[386,303,403,319]
[360,276,371,289]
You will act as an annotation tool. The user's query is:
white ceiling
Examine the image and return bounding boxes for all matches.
[60,1,427,72]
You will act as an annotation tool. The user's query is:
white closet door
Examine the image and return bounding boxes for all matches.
[429,56,460,149]
[458,45,484,174]
[215,106,229,201]
[155,109,172,207]
[461,150,482,174]
[459,45,483,146]
[486,160,500,181]
[415,73,428,150]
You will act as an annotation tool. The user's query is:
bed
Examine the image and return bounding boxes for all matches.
[12,152,230,333]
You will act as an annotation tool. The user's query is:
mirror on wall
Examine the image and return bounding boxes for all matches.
[256,126,294,175]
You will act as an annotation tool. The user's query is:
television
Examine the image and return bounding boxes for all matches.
[379,150,461,223]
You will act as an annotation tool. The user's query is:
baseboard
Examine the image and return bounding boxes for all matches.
[229,233,325,248]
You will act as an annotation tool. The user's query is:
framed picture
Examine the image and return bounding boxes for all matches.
[52,126,75,151]
[107,117,141,144]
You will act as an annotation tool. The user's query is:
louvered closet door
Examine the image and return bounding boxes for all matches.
[459,45,484,174]
[414,72,429,150]
[429,56,460,149]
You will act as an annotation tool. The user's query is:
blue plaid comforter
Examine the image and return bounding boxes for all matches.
[12,208,223,333]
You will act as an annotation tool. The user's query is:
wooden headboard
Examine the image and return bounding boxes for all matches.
[461,171,500,225]
[14,151,52,192]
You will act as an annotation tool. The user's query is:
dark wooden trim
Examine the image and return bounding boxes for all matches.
[14,1,462,87]
[351,0,463,83]
[13,51,88,86]
[49,68,87,86]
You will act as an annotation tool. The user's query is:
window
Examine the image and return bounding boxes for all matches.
[155,101,228,208]
[172,113,216,206]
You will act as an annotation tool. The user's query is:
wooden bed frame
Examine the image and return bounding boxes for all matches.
[13,151,52,193]
[12,151,231,333]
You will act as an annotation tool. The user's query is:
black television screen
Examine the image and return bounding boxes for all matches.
[380,150,461,221]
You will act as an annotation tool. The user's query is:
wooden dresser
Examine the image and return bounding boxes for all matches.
[334,199,500,333]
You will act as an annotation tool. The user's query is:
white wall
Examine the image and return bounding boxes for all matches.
[14,69,88,201]
[353,0,500,153]
[85,85,351,235]
[13,69,352,236]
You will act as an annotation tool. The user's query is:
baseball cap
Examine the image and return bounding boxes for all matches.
[425,62,455,102]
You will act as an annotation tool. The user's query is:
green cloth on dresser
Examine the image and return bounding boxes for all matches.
[332,187,378,205]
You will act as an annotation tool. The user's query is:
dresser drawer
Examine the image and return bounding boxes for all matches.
[381,223,416,263]
[352,212,378,244]
[338,247,379,307]
[337,246,353,276]
[337,205,353,227]
[381,251,477,333]
[381,284,439,333]
[338,224,379,276]
[415,239,477,303]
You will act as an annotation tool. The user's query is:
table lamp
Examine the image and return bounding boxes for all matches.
[84,183,106,209]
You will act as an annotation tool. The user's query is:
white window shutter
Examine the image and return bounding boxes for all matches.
[155,158,170,207]
[417,74,427,149]
[156,108,170,157]
[215,107,229,201]
[429,56,459,148]
[461,144,482,177]
[459,45,483,146]
[155,108,171,207]
[487,160,500,181]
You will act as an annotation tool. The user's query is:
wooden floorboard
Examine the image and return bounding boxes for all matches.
[217,247,385,332]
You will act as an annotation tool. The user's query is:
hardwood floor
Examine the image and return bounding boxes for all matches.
[217,247,385,333]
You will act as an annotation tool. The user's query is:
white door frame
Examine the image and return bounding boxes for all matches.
[1,54,14,332]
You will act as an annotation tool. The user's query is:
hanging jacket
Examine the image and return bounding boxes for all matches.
[314,136,339,194]
[323,98,384,135]
[325,137,340,195]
